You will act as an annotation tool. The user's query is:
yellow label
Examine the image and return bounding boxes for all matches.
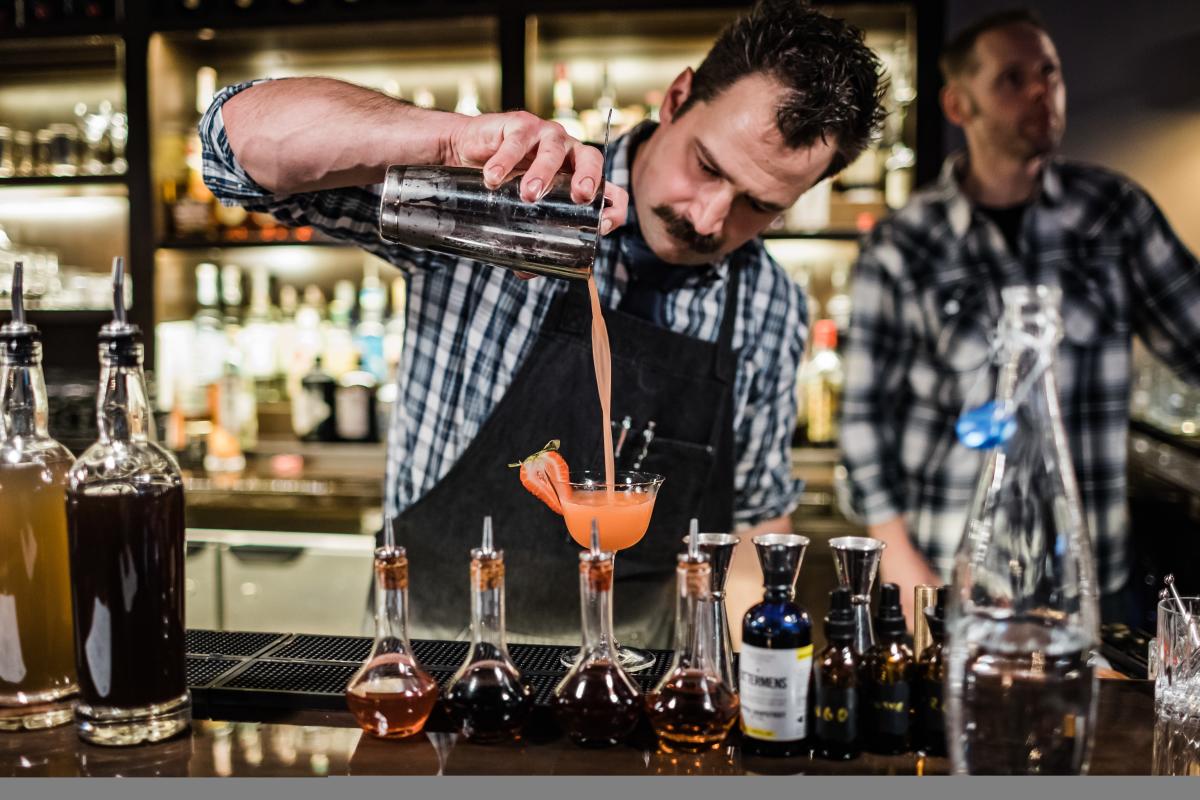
[795,644,814,660]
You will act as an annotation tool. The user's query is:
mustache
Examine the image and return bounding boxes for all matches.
[651,205,722,255]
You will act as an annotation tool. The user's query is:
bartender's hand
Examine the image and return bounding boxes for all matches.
[445,111,628,236]
[869,516,942,632]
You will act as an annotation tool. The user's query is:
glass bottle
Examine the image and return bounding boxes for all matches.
[335,355,379,444]
[444,520,532,742]
[552,531,641,747]
[738,533,812,757]
[801,320,843,445]
[293,356,337,442]
[354,263,388,384]
[345,526,438,739]
[917,586,947,757]
[238,264,282,401]
[0,261,77,731]
[945,285,1100,775]
[646,548,739,752]
[66,257,190,746]
[815,588,860,760]
[188,262,226,415]
[861,583,914,754]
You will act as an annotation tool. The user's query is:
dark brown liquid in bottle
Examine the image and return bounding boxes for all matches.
[66,484,186,708]
[553,662,641,746]
[444,659,532,743]
[645,668,739,752]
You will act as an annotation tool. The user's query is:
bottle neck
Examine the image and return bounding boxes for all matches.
[0,353,49,440]
[579,557,619,661]
[762,583,792,603]
[97,351,155,443]
[671,560,718,673]
[470,556,510,655]
[373,554,411,645]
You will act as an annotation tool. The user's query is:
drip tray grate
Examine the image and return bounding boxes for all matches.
[186,656,245,688]
[186,629,287,658]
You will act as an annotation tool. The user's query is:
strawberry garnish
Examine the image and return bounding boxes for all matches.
[509,439,570,515]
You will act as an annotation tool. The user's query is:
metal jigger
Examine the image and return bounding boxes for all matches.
[829,536,885,656]
[753,534,809,597]
[683,531,741,691]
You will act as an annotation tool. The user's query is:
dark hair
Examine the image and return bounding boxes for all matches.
[674,0,887,180]
[940,9,1048,81]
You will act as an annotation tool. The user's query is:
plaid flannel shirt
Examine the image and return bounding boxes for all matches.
[841,152,1200,594]
[200,79,807,526]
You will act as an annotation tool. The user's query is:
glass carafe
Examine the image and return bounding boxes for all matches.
[345,541,438,739]
[66,257,191,745]
[443,525,532,742]
[552,540,641,746]
[945,285,1099,775]
[0,261,77,731]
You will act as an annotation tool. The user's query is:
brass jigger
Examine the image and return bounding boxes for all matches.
[829,536,885,657]
[683,532,741,691]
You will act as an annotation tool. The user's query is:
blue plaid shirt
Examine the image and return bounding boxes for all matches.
[201,79,808,526]
[841,153,1200,593]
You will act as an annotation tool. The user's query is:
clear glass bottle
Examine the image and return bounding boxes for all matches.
[188,262,226,415]
[801,320,843,445]
[552,538,641,747]
[646,549,739,752]
[815,588,861,760]
[0,261,78,731]
[66,257,190,746]
[444,521,532,742]
[945,285,1100,775]
[335,356,379,443]
[739,533,812,757]
[345,533,438,739]
[861,583,914,754]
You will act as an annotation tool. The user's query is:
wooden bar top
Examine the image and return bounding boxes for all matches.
[0,679,1153,777]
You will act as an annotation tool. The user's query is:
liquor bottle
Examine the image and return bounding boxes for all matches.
[66,258,190,745]
[355,263,387,383]
[444,520,533,742]
[862,583,914,754]
[238,264,282,401]
[335,355,379,443]
[188,262,227,415]
[322,280,357,379]
[345,517,438,739]
[738,534,812,757]
[0,262,78,731]
[917,586,947,757]
[383,275,407,380]
[800,320,842,445]
[170,67,219,241]
[275,284,300,400]
[815,588,860,760]
[550,63,586,140]
[291,284,326,393]
[293,356,337,442]
[552,526,641,746]
[646,547,739,752]
[945,285,1100,775]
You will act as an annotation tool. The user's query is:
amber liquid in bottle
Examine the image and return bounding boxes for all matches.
[646,551,739,752]
[815,588,861,760]
[346,544,439,739]
[553,551,642,746]
[862,584,914,754]
[917,586,947,757]
[444,542,532,743]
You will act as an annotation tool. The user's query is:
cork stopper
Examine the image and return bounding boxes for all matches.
[471,551,505,591]
[580,553,614,592]
[374,546,408,591]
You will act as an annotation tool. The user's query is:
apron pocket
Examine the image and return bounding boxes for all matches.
[622,436,717,575]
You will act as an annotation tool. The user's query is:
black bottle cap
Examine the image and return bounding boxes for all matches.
[825,587,855,643]
[924,585,947,641]
[875,582,906,641]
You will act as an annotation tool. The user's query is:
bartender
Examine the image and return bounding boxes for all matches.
[200,0,885,647]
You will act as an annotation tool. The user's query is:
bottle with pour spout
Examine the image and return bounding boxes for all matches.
[0,261,78,731]
[66,257,190,746]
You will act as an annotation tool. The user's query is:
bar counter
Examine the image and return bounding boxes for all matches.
[0,679,1153,777]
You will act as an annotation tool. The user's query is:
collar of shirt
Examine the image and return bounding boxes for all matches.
[933,150,1066,239]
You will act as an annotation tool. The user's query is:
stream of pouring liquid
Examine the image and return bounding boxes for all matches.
[586,275,615,490]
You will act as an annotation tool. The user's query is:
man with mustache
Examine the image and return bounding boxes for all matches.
[840,9,1200,626]
[200,0,885,645]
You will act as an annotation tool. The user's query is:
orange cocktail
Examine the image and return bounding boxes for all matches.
[561,488,656,551]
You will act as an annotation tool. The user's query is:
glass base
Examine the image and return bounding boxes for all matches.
[559,644,656,673]
[0,698,75,731]
[75,692,192,747]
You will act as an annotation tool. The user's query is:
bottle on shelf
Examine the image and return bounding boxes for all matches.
[861,583,915,754]
[917,585,947,757]
[355,263,387,383]
[825,263,852,338]
[188,262,228,415]
[382,275,407,380]
[800,319,843,445]
[239,265,283,402]
[66,258,190,746]
[552,523,642,747]
[945,285,1099,775]
[275,284,300,400]
[738,533,813,757]
[815,588,861,760]
[293,355,337,442]
[550,63,586,140]
[335,355,379,443]
[168,67,219,241]
[646,543,739,752]
[0,262,78,732]
[345,517,438,739]
[322,280,358,379]
[444,519,533,742]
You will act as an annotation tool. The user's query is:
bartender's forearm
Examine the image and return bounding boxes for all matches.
[222,77,452,195]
